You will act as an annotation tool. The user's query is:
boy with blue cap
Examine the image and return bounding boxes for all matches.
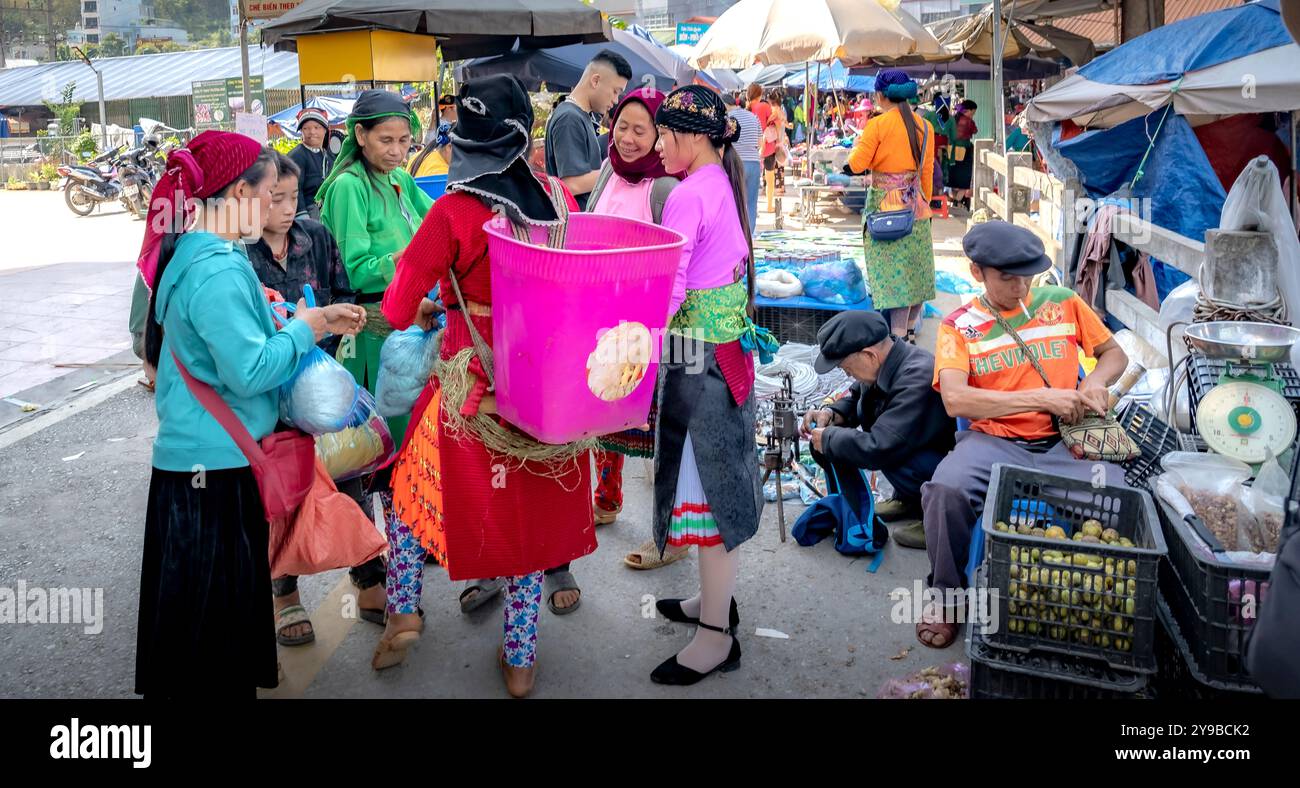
[916,221,1130,649]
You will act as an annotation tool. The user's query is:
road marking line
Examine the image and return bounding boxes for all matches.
[260,576,360,699]
[0,372,138,450]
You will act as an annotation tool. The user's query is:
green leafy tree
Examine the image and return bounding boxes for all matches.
[100,33,127,57]
[135,43,160,56]
[43,82,82,137]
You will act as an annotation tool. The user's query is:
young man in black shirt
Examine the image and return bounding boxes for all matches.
[544,49,632,210]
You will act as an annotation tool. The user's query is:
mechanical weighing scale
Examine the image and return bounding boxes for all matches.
[1183,322,1300,465]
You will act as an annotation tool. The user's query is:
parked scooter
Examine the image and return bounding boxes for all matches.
[57,136,162,219]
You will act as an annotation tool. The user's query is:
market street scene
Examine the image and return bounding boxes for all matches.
[0,0,1298,707]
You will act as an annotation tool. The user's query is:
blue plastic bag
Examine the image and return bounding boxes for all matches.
[375,325,441,419]
[276,285,366,435]
[797,257,867,305]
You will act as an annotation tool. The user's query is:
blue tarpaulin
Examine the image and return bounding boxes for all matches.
[1078,0,1291,85]
[783,61,874,93]
[268,96,357,138]
[1054,113,1226,298]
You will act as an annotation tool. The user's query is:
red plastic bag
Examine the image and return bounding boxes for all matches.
[269,458,387,577]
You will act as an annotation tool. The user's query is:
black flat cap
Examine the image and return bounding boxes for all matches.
[963,220,1052,276]
[814,310,891,373]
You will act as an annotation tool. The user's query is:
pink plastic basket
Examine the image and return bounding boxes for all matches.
[484,213,687,444]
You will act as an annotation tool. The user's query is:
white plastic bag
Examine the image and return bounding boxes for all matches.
[1219,156,1300,367]
[1246,451,1289,555]
[1161,452,1256,552]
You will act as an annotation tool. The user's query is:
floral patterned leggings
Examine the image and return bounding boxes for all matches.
[384,496,543,668]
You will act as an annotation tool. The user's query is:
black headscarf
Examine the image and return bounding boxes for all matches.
[447,74,559,226]
[655,85,741,146]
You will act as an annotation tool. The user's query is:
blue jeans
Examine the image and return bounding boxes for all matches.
[743,160,761,233]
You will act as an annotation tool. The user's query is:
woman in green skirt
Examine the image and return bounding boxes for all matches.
[845,70,936,344]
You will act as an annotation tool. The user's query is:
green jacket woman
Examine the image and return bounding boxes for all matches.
[319,89,433,441]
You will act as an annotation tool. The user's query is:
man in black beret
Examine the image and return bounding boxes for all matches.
[802,310,955,548]
[916,220,1129,650]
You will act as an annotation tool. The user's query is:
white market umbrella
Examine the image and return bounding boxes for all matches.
[689,0,945,69]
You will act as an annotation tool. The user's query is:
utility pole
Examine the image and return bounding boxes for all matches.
[43,0,53,61]
[238,0,252,113]
[1,0,8,69]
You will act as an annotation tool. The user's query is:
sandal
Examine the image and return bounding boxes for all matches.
[459,578,505,614]
[544,570,582,615]
[275,604,315,647]
[594,504,621,526]
[137,377,155,393]
[370,608,425,671]
[623,539,689,571]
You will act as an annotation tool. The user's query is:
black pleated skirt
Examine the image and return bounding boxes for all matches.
[135,466,277,698]
[652,336,763,555]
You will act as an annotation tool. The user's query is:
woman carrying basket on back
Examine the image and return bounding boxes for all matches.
[380,75,595,698]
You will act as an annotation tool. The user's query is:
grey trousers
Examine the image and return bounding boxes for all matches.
[920,430,1128,592]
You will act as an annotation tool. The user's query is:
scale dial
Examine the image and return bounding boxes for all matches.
[1196,381,1297,463]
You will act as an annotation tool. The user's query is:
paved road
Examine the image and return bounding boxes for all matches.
[0,380,940,699]
[0,191,143,428]
[0,192,976,698]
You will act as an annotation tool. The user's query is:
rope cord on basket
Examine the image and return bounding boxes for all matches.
[434,348,599,486]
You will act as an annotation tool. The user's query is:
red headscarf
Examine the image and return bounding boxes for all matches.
[137,130,266,288]
[608,88,678,184]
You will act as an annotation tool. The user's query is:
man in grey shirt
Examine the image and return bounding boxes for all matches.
[545,50,632,210]
[728,93,762,232]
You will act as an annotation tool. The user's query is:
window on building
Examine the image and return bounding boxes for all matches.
[86,16,99,30]
[83,1,97,11]
[87,34,99,43]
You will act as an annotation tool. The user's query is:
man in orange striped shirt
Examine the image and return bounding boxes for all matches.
[916,222,1130,649]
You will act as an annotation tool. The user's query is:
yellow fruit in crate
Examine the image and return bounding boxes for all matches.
[1010,564,1021,580]
[1050,569,1061,586]
[1011,546,1020,562]
[1071,570,1082,587]
[1100,633,1112,649]
[1127,560,1138,577]
[1127,579,1137,597]
[1119,537,1134,548]
[1102,528,1120,544]
[1030,567,1040,584]
[1045,526,1067,540]
[1017,523,1033,536]
[1073,532,1085,542]
[994,521,1009,532]
[1082,520,1103,538]
[1125,598,1136,616]
[1031,548,1041,563]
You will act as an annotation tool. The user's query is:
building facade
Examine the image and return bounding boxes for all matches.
[71,0,189,48]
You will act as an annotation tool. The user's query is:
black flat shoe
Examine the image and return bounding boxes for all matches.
[650,621,742,686]
[656,596,739,628]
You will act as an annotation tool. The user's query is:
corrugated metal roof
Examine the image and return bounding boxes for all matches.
[0,47,300,108]
[1053,0,1243,47]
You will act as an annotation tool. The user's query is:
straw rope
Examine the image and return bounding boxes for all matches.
[434,348,600,483]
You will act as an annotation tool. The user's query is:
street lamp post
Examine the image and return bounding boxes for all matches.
[73,46,109,150]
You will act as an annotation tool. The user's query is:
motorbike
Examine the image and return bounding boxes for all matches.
[57,140,161,219]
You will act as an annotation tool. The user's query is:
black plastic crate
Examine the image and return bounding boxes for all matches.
[1116,402,1206,490]
[968,629,1151,699]
[1154,592,1264,698]
[982,464,1167,672]
[1154,496,1271,691]
[754,304,839,345]
[1186,353,1300,433]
